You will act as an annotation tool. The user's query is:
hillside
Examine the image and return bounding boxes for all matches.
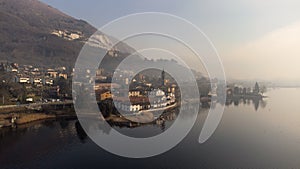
[0,0,132,68]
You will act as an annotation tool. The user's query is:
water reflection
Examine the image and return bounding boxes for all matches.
[59,119,70,129]
[5,89,300,169]
[77,97,268,139]
[75,103,208,139]
[225,97,267,111]
[201,96,267,111]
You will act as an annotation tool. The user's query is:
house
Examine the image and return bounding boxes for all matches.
[113,96,150,112]
[26,98,34,102]
[48,69,58,78]
[45,79,54,85]
[96,68,104,76]
[11,68,18,72]
[59,73,68,79]
[129,90,141,97]
[100,91,113,101]
[149,89,165,97]
[94,83,120,91]
[19,77,30,83]
[34,78,42,84]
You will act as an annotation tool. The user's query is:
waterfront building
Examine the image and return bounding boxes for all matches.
[100,91,113,101]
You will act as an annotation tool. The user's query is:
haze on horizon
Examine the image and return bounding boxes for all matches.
[41,0,300,82]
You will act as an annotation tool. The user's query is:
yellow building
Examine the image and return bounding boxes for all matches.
[101,91,113,101]
[59,73,68,79]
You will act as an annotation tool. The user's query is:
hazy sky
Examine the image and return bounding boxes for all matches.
[41,0,300,81]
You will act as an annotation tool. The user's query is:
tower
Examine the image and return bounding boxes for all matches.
[161,69,165,86]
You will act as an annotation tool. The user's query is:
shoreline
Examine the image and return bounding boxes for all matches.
[0,98,188,129]
[0,103,179,129]
[0,112,77,128]
[0,108,77,128]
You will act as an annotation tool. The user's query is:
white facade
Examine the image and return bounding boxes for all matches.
[129,91,140,97]
[26,98,34,102]
[19,77,30,83]
[114,101,143,112]
[34,78,42,84]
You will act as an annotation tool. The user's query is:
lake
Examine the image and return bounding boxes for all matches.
[1,88,300,169]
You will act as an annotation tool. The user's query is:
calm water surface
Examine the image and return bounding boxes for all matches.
[1,88,300,169]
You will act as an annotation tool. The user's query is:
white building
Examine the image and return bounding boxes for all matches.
[129,90,141,97]
[19,77,30,83]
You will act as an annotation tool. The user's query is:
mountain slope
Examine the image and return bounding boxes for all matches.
[0,0,132,68]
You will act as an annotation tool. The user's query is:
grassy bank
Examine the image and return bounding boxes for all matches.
[0,109,76,128]
[15,113,56,125]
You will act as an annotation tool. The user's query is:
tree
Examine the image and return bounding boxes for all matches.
[253,82,260,95]
[54,77,72,97]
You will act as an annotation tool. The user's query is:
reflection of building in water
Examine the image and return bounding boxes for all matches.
[100,101,200,133]
[224,82,267,110]
[106,107,180,132]
[225,97,267,111]
[75,120,112,138]
[75,121,87,143]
